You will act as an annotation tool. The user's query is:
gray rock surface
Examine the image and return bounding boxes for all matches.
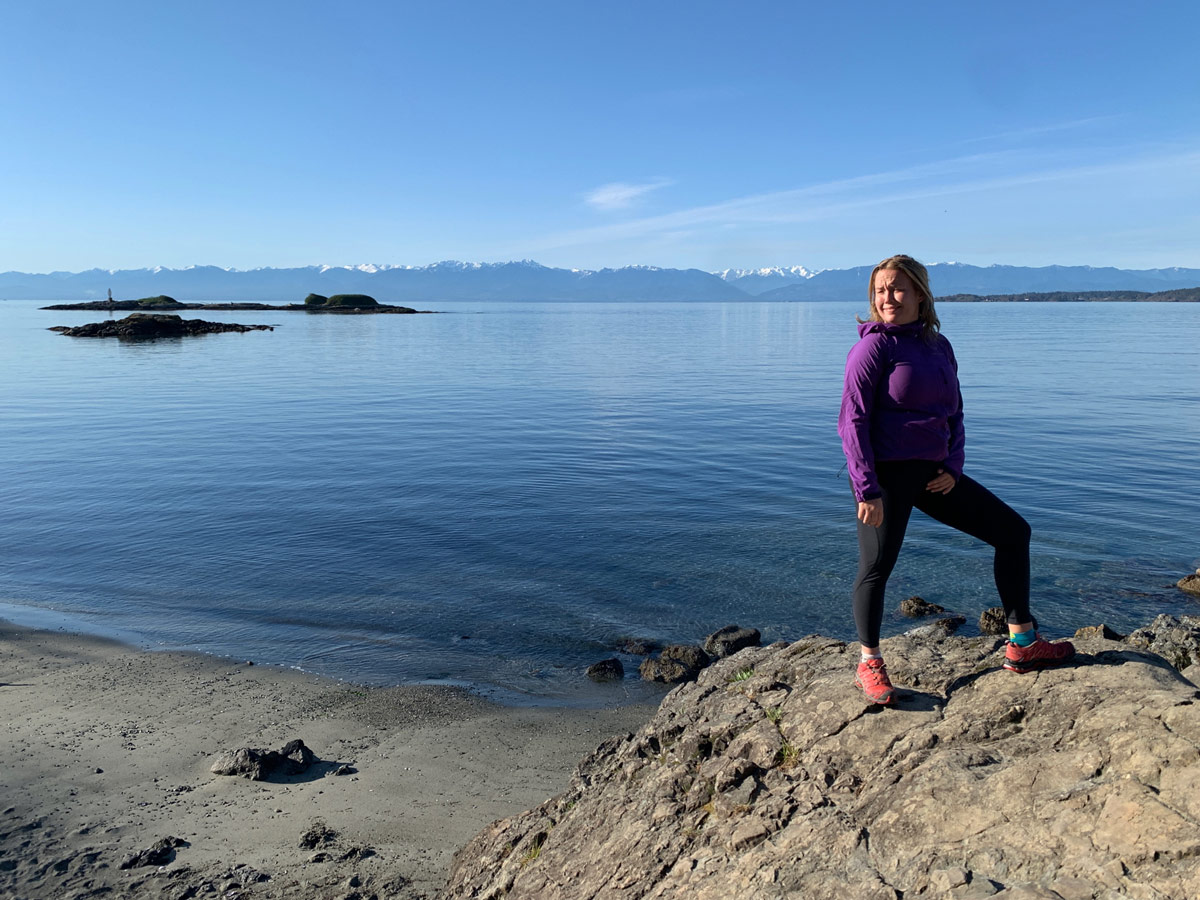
[1126,614,1200,671]
[904,614,966,638]
[1073,624,1125,641]
[444,630,1200,900]
[703,625,762,659]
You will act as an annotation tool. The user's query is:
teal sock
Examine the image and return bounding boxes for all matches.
[1010,630,1036,647]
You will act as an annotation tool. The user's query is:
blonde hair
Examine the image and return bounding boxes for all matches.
[862,254,941,341]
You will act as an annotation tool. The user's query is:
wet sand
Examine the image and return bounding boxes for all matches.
[0,622,656,899]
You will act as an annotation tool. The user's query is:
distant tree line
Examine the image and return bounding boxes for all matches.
[938,287,1200,303]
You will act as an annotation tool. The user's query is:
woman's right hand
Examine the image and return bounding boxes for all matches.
[857,499,884,527]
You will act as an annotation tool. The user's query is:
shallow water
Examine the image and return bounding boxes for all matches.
[2,299,1197,703]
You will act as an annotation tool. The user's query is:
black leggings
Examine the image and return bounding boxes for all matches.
[853,459,1032,648]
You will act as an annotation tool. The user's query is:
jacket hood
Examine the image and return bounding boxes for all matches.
[857,320,924,339]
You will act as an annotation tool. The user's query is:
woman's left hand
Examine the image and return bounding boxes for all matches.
[926,468,957,494]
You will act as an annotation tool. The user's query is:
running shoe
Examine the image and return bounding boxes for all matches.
[1003,636,1076,673]
[855,657,896,705]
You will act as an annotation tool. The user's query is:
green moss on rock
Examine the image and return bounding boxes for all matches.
[136,295,180,307]
[323,294,378,308]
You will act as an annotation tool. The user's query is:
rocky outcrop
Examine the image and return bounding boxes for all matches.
[1126,614,1200,672]
[639,644,711,684]
[444,630,1200,900]
[318,293,378,308]
[1178,569,1200,597]
[44,300,429,314]
[51,313,273,338]
[638,627,762,685]
[210,738,316,780]
[899,596,945,617]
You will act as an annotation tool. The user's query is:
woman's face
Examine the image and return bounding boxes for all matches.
[873,268,922,325]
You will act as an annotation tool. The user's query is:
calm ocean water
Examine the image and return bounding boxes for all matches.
[2,299,1197,703]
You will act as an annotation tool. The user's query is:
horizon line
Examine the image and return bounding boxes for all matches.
[6,259,1200,278]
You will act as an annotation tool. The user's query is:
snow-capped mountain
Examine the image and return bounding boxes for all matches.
[2,260,1197,303]
[0,261,746,302]
[715,266,816,279]
[714,266,817,295]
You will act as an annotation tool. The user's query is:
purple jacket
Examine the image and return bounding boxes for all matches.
[838,320,965,502]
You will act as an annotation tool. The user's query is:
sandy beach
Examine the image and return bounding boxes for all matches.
[0,621,657,899]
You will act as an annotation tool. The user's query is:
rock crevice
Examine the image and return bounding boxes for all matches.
[443,631,1200,900]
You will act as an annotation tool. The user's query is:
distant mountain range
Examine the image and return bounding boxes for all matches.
[2,260,1198,303]
[714,266,816,294]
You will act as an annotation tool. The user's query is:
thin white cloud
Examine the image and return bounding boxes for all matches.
[533,146,1200,252]
[958,115,1122,146]
[584,179,673,211]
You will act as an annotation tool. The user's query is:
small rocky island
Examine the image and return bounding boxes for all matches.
[43,293,431,314]
[50,313,274,339]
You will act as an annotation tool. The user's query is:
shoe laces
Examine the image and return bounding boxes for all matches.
[859,659,890,685]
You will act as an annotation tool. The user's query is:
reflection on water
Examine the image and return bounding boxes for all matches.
[2,299,1198,703]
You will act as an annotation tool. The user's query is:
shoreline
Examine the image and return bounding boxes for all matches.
[0,621,657,899]
[0,601,671,709]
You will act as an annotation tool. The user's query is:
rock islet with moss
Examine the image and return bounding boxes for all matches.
[44,293,429,314]
[50,313,274,338]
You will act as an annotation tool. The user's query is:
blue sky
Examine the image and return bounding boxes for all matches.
[2,0,1197,273]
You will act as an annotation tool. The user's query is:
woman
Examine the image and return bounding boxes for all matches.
[838,254,1073,705]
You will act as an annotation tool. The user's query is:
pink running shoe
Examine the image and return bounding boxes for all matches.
[855,657,896,705]
[1003,636,1076,673]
